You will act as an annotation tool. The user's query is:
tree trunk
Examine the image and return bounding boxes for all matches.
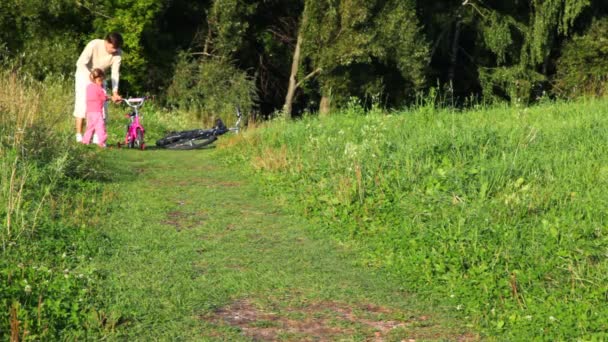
[319,95,331,116]
[448,20,462,88]
[203,17,213,56]
[283,30,303,119]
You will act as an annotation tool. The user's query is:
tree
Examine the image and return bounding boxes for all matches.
[166,0,259,119]
[297,0,428,115]
[87,0,169,92]
[283,6,321,118]
[460,0,589,102]
[0,0,92,78]
[2,0,607,112]
[554,17,608,98]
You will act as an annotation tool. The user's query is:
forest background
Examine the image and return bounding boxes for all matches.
[1,0,608,119]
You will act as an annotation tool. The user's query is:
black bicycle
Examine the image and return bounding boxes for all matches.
[156,107,242,150]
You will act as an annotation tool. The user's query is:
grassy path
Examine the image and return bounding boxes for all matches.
[91,148,473,341]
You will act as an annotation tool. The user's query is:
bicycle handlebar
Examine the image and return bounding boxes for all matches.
[121,96,149,109]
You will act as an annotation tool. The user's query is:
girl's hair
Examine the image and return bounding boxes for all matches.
[89,68,105,82]
[105,32,123,49]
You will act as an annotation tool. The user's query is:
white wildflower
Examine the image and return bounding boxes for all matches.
[344,143,359,158]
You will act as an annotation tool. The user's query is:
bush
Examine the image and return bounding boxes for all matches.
[167,53,257,125]
[18,33,81,80]
[554,18,608,98]
[479,66,546,104]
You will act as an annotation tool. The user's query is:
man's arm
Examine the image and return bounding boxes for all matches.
[111,55,122,102]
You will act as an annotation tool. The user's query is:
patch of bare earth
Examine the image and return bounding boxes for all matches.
[155,179,243,188]
[204,300,477,341]
[162,210,207,231]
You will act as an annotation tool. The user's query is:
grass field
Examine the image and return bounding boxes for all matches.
[81,148,470,340]
[224,98,608,339]
[2,69,608,340]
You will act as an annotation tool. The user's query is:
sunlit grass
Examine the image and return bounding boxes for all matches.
[225,97,608,339]
[4,64,608,339]
[0,70,115,339]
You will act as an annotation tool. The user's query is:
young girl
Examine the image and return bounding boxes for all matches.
[73,33,123,142]
[82,68,110,147]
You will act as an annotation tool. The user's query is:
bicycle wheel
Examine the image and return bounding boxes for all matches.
[134,128,144,149]
[164,135,218,150]
[156,132,183,147]
[126,124,135,148]
[156,129,214,147]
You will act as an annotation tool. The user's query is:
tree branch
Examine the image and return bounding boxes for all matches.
[75,0,112,19]
[190,52,217,57]
[296,68,322,88]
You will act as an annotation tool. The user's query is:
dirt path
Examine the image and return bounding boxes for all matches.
[95,149,475,341]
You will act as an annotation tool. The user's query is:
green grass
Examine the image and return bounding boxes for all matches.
[5,66,608,340]
[0,71,110,340]
[224,98,608,339]
[84,148,469,340]
[3,70,471,341]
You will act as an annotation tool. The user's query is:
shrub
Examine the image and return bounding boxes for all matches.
[167,53,257,125]
[554,18,608,98]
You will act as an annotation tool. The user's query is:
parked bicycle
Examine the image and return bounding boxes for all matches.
[155,107,242,150]
[117,97,149,150]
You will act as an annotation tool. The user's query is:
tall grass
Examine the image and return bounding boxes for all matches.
[0,70,106,340]
[224,98,608,339]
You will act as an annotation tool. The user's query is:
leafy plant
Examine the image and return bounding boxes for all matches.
[554,17,608,98]
[167,54,256,123]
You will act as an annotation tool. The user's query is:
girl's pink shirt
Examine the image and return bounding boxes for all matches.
[86,82,107,113]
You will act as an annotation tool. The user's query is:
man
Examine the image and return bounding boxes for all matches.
[73,32,123,142]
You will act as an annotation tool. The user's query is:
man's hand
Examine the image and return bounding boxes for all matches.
[112,92,122,103]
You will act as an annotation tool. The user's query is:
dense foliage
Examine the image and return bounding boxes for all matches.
[554,17,608,98]
[1,0,607,116]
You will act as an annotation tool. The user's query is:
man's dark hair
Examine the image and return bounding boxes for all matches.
[105,32,124,49]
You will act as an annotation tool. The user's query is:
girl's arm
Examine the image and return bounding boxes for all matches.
[100,88,110,102]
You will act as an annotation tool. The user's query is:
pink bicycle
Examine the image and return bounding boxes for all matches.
[118,97,148,150]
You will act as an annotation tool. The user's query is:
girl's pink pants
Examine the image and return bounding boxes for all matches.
[82,112,106,147]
